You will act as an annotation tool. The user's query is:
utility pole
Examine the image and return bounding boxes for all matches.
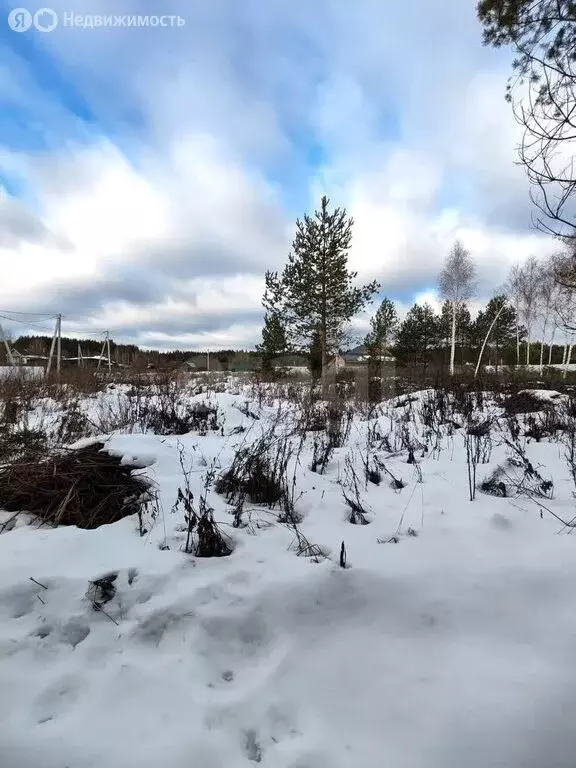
[106,332,112,374]
[46,316,59,377]
[56,314,62,375]
[0,323,14,366]
[97,332,107,371]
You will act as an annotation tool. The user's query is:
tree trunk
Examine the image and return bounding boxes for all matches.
[321,326,328,397]
[526,328,531,367]
[564,344,573,379]
[539,317,548,373]
[548,327,555,366]
[515,305,520,366]
[449,302,457,376]
[475,303,507,378]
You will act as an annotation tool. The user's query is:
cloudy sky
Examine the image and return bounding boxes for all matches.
[0,0,554,350]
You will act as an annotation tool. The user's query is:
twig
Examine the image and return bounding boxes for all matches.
[92,602,120,626]
[29,577,48,589]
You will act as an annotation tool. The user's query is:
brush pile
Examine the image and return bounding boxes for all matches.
[0,441,155,530]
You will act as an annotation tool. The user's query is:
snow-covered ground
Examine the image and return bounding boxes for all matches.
[0,366,44,379]
[2,385,576,767]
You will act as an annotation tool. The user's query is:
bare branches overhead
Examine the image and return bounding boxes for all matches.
[478,0,576,239]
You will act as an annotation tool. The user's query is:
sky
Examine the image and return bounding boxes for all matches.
[0,0,556,351]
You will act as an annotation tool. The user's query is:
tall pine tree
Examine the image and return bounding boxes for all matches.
[396,303,441,370]
[263,196,378,388]
[257,312,289,372]
[364,297,398,360]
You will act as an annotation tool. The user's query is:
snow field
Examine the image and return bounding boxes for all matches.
[1,385,576,767]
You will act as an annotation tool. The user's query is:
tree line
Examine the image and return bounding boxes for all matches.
[259,197,576,379]
[0,335,261,371]
[261,2,576,381]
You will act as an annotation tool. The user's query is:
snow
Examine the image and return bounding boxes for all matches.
[2,386,576,767]
[517,388,566,402]
[0,366,44,379]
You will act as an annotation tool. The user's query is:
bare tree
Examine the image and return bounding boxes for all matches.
[551,251,576,375]
[506,257,541,367]
[478,1,576,241]
[553,248,576,331]
[539,254,562,370]
[518,256,541,366]
[506,263,523,365]
[438,241,476,376]
[517,78,576,241]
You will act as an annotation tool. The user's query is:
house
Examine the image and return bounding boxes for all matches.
[272,354,309,373]
[62,355,113,370]
[5,349,50,367]
[342,345,370,364]
[9,349,28,366]
[180,355,225,373]
[326,354,346,372]
[341,345,396,366]
[11,350,25,365]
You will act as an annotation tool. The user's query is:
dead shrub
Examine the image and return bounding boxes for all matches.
[172,449,232,557]
[0,442,157,531]
[215,448,285,507]
[503,391,545,415]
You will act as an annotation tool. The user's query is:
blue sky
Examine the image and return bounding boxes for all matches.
[0,0,553,349]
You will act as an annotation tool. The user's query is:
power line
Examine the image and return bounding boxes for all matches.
[63,329,108,337]
[0,314,57,332]
[0,309,58,318]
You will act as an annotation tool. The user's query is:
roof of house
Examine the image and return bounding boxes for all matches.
[341,345,396,364]
[342,345,370,361]
[273,354,309,367]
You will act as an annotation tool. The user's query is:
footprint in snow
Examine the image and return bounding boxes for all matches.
[0,583,39,619]
[33,673,85,724]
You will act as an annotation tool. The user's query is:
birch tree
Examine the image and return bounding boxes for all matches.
[518,256,541,366]
[538,256,561,372]
[506,263,523,365]
[438,241,476,376]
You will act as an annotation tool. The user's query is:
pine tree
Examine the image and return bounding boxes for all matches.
[396,303,441,370]
[263,196,379,389]
[364,297,398,361]
[257,312,289,371]
[309,328,323,379]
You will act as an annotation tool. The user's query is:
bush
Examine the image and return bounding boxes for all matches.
[503,391,545,415]
[0,442,156,531]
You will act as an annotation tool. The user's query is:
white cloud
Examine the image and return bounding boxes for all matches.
[0,0,561,350]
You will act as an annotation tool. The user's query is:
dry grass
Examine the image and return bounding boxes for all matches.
[0,441,156,531]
